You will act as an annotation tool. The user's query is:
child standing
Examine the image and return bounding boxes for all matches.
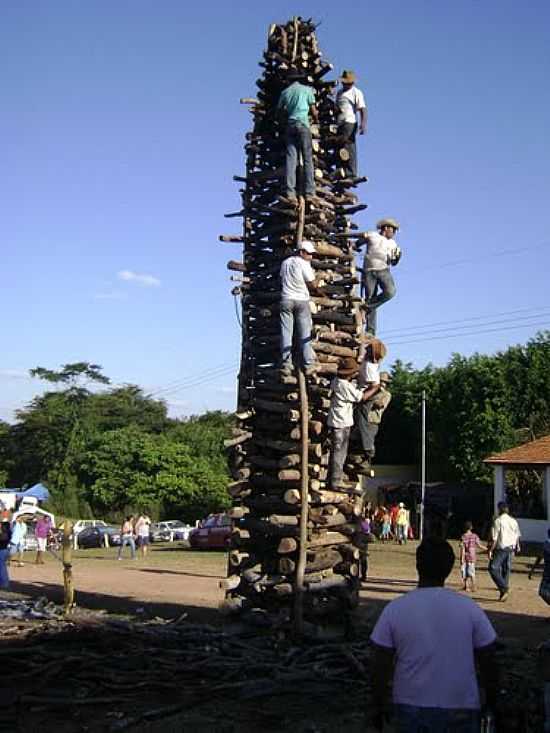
[460,521,486,592]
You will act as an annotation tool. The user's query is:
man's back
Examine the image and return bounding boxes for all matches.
[278,82,315,127]
[371,587,495,709]
[492,513,520,549]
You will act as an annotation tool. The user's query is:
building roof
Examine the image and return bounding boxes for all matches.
[484,435,550,466]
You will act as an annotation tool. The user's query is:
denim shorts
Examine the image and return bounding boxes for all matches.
[461,562,476,579]
[394,704,480,733]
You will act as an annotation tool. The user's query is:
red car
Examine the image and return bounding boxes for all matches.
[188,513,232,550]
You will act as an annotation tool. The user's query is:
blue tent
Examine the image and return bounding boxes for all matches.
[16,483,50,502]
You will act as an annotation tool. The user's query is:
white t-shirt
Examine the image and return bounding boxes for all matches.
[336,86,366,125]
[491,513,521,550]
[371,587,496,709]
[363,231,399,271]
[136,517,150,538]
[358,360,380,387]
[280,256,315,301]
[328,377,364,428]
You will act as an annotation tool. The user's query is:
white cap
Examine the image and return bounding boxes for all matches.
[300,241,316,254]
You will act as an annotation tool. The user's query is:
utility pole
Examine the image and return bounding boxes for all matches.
[420,390,427,541]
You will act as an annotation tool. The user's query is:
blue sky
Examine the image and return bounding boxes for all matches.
[2,0,549,422]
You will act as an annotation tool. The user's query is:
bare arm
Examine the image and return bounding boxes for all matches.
[306,280,324,297]
[309,102,318,122]
[359,106,367,134]
[362,384,381,401]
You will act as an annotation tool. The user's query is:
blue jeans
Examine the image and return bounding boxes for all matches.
[489,548,513,593]
[338,122,358,177]
[394,704,480,733]
[117,535,136,559]
[362,268,396,334]
[329,426,351,488]
[0,548,10,589]
[285,121,315,197]
[280,298,315,368]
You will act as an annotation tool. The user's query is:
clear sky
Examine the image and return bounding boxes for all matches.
[2,0,549,422]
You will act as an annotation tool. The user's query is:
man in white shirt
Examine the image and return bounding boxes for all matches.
[279,241,323,376]
[357,218,402,335]
[488,502,521,601]
[370,538,498,731]
[327,357,379,489]
[336,70,367,178]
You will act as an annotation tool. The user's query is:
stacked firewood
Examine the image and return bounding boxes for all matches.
[221,17,371,624]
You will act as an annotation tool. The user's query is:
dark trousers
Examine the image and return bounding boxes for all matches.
[489,548,513,592]
[359,548,368,580]
[362,268,397,335]
[285,121,315,197]
[355,402,379,457]
[329,426,351,488]
[338,122,358,177]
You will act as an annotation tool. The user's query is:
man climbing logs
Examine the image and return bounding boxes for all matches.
[357,218,402,336]
[355,370,392,465]
[277,71,318,204]
[336,70,367,178]
[279,241,322,376]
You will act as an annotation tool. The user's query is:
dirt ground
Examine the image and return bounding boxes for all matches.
[4,539,550,644]
[2,541,548,732]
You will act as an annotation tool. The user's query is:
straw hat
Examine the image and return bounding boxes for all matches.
[337,356,359,377]
[339,70,357,84]
[376,218,400,231]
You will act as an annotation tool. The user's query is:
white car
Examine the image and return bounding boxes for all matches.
[154,520,194,542]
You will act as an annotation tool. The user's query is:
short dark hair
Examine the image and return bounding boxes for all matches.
[497,502,509,513]
[416,538,455,582]
[464,520,473,532]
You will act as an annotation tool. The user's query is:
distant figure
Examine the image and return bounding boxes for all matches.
[277,73,317,202]
[327,357,379,489]
[0,521,11,589]
[528,527,550,608]
[357,219,402,336]
[117,516,136,561]
[460,521,487,593]
[34,515,51,565]
[395,503,408,545]
[135,513,151,558]
[488,502,521,602]
[356,511,371,582]
[370,538,498,732]
[336,69,367,178]
[380,509,392,542]
[9,516,27,567]
[279,241,323,376]
[390,502,399,538]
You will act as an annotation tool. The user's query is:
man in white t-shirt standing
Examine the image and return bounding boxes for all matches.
[327,357,379,489]
[279,241,323,376]
[488,502,521,601]
[370,538,498,732]
[357,218,402,335]
[336,70,367,178]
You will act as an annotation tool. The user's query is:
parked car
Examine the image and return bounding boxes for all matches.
[72,519,108,549]
[151,520,194,542]
[77,525,121,548]
[188,514,232,550]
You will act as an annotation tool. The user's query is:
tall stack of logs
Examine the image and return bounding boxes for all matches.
[222,17,372,627]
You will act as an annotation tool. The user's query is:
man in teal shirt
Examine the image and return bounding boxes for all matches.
[277,74,317,201]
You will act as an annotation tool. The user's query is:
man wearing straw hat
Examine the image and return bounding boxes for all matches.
[336,70,367,178]
[357,219,402,335]
[327,357,380,490]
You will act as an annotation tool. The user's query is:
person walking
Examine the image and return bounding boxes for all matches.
[135,513,151,558]
[356,510,371,582]
[335,70,367,178]
[529,527,550,608]
[357,219,402,335]
[277,72,317,203]
[279,241,323,375]
[370,538,498,732]
[9,516,27,567]
[117,516,136,560]
[380,508,392,542]
[0,520,11,590]
[460,521,486,593]
[327,357,379,489]
[395,503,408,545]
[488,502,521,602]
[34,515,51,565]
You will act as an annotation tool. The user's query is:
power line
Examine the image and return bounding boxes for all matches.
[386,319,550,347]
[147,362,237,398]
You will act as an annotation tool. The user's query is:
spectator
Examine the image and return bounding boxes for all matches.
[488,502,521,602]
[356,511,371,582]
[395,503,408,545]
[380,509,392,542]
[528,527,550,608]
[135,513,151,558]
[117,516,136,560]
[0,521,11,589]
[34,515,51,565]
[460,521,486,593]
[9,516,27,567]
[370,538,498,732]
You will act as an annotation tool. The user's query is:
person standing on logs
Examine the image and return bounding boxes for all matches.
[276,71,317,204]
[279,241,323,376]
[336,70,367,178]
[355,371,392,466]
[357,218,402,336]
[327,357,380,489]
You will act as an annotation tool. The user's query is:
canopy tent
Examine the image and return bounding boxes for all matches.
[15,483,50,502]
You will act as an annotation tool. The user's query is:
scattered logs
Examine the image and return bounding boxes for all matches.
[223,17,372,628]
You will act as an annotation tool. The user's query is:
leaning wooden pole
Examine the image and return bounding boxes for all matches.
[62,520,75,614]
[222,17,369,628]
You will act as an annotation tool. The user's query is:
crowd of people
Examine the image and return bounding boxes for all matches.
[0,512,53,590]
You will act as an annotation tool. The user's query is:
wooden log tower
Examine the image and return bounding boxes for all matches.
[221,18,372,630]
